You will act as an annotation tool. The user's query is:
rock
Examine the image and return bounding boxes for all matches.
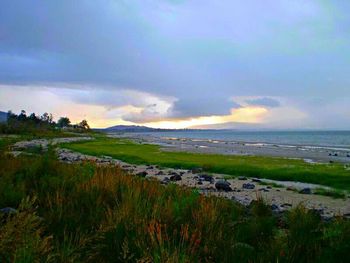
[170,174,182,181]
[271,204,279,211]
[136,171,148,177]
[197,181,203,185]
[215,180,232,191]
[299,188,312,194]
[343,213,350,219]
[259,188,269,192]
[238,176,247,180]
[161,177,170,185]
[156,171,164,175]
[252,178,261,183]
[0,207,17,214]
[199,174,214,183]
[311,208,324,215]
[242,183,255,190]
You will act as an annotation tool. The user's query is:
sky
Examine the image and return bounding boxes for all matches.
[0,0,349,129]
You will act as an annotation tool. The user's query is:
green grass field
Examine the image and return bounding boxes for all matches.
[64,137,350,191]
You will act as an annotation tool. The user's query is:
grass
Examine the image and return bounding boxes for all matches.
[1,149,350,262]
[313,188,347,199]
[63,137,350,191]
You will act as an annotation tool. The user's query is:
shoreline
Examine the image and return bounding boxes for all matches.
[110,133,350,164]
[8,136,350,219]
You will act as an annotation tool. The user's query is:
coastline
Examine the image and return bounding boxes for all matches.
[8,136,350,219]
[110,132,350,164]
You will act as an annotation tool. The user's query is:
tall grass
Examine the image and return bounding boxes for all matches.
[0,151,350,262]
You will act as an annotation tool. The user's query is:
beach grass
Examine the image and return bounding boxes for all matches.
[313,188,347,199]
[63,137,350,191]
[1,149,350,262]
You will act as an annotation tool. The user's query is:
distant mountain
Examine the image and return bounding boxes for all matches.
[101,125,197,133]
[0,111,7,123]
[103,125,161,132]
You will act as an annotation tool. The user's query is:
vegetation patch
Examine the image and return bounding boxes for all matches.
[64,137,350,191]
[1,151,350,262]
[313,188,347,199]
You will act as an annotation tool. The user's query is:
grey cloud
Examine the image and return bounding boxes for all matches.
[1,1,350,127]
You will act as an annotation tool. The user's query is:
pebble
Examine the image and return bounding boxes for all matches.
[259,188,269,192]
[252,178,262,183]
[299,188,312,194]
[242,183,255,190]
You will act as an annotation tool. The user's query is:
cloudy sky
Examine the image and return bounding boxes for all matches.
[1,0,349,129]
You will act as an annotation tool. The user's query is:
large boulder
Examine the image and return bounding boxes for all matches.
[215,180,232,191]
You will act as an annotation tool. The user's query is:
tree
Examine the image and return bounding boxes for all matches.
[78,119,90,130]
[18,110,27,121]
[57,117,71,128]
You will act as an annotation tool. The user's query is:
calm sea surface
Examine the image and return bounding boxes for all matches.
[142,130,350,149]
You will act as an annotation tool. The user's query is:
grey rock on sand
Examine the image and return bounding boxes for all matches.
[299,188,312,194]
[137,171,148,177]
[242,183,255,190]
[215,180,232,191]
[170,174,182,181]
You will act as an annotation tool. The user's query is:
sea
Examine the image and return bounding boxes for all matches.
[141,130,350,150]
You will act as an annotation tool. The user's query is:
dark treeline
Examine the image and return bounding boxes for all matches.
[0,110,90,134]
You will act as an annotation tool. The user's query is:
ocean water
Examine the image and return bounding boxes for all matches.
[143,130,350,149]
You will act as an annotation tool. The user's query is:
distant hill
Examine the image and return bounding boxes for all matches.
[102,125,161,132]
[101,125,195,133]
[0,111,7,123]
